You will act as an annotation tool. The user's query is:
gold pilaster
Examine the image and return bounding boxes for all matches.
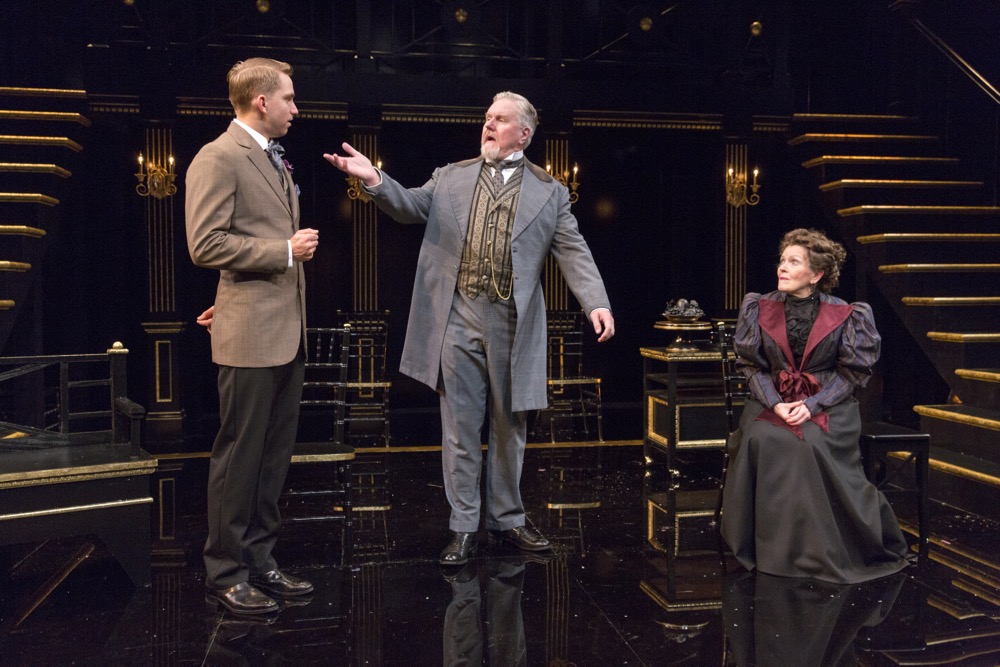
[543,138,571,310]
[140,126,185,442]
[352,131,380,311]
[724,143,749,311]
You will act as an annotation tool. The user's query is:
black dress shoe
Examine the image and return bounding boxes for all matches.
[496,526,551,551]
[440,531,478,565]
[249,569,314,597]
[206,582,279,615]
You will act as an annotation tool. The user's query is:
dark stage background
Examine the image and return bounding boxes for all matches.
[3,0,997,446]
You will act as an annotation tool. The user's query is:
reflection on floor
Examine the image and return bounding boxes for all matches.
[2,444,999,666]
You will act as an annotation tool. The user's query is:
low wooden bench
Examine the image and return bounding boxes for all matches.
[0,343,156,587]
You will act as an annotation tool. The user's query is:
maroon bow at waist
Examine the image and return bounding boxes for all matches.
[777,369,821,402]
[754,369,829,439]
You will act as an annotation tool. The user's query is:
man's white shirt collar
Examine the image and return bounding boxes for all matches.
[233,119,269,150]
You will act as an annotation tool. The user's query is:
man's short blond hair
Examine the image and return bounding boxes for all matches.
[227,58,293,114]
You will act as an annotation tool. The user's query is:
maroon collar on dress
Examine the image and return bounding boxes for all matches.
[758,296,854,369]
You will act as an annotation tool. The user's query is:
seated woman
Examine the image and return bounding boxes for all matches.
[720,228,911,584]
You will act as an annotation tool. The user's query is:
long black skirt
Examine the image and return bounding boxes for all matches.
[720,397,910,584]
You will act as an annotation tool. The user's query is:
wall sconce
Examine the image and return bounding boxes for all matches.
[136,153,177,199]
[546,162,580,204]
[725,166,760,208]
[346,159,381,203]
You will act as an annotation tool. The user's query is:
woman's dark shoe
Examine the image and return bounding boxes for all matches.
[440,531,478,565]
[206,582,279,615]
[249,569,314,597]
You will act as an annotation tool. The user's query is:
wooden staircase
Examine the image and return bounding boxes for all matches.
[791,113,1000,527]
[0,87,89,353]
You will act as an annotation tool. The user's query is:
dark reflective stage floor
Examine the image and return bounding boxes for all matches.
[2,444,999,666]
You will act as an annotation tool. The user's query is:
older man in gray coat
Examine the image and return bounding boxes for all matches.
[325,92,614,565]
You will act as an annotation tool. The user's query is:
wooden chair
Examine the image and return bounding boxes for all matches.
[532,310,603,443]
[284,327,356,567]
[859,422,930,558]
[713,322,748,547]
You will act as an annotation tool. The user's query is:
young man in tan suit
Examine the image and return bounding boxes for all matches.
[186,57,318,615]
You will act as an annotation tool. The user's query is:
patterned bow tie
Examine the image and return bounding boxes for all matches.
[265,140,285,164]
[265,140,286,186]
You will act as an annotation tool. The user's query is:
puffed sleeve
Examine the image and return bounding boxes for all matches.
[734,293,783,408]
[801,301,881,415]
[838,301,881,387]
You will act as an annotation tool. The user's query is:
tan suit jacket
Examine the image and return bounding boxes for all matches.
[186,122,306,367]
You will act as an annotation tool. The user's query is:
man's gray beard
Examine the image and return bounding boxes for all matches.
[480,144,500,162]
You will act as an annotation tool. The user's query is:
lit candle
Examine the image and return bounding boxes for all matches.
[138,153,144,176]
[168,155,175,174]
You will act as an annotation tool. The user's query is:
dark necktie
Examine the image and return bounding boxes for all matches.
[487,158,522,191]
[265,140,286,187]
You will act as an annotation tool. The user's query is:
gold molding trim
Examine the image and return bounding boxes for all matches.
[789,133,937,146]
[574,110,723,130]
[951,579,1000,607]
[913,405,1000,432]
[0,497,153,522]
[803,155,959,168]
[792,113,918,122]
[381,104,483,124]
[639,580,722,611]
[640,347,720,363]
[0,110,91,126]
[546,501,601,510]
[0,225,46,237]
[141,321,185,335]
[956,369,1000,383]
[926,332,1000,343]
[0,261,31,272]
[289,452,355,463]
[858,232,1000,244]
[0,300,14,309]
[0,193,58,206]
[0,460,158,489]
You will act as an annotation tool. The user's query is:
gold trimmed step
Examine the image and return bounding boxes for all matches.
[802,155,959,168]
[0,135,82,151]
[0,300,13,310]
[903,297,1000,306]
[915,405,1000,432]
[839,204,1000,216]
[858,233,1000,243]
[0,261,31,272]
[0,86,87,99]
[0,162,71,177]
[819,179,982,191]
[788,133,937,146]
[0,225,46,238]
[0,193,59,206]
[927,332,1000,343]
[880,263,1000,273]
[956,369,1000,384]
[0,110,91,127]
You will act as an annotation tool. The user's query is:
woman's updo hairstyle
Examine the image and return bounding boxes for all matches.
[779,228,847,293]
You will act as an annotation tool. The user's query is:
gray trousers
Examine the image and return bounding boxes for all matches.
[440,291,527,533]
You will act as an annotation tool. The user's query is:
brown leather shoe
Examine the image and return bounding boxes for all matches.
[206,582,279,615]
[496,526,551,551]
[440,531,478,565]
[250,569,315,597]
